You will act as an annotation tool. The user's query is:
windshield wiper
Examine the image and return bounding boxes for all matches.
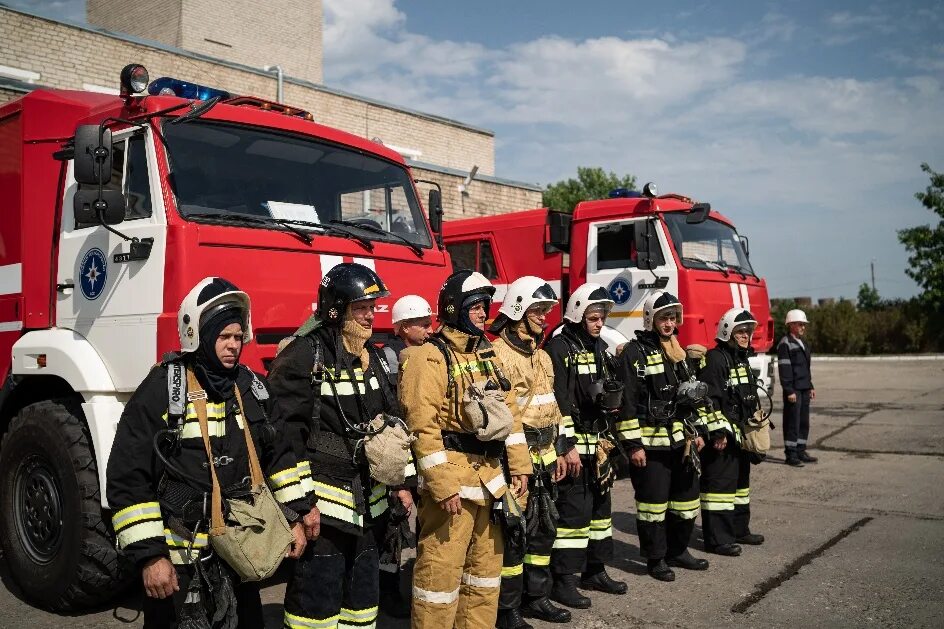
[726,263,757,281]
[329,219,424,257]
[681,256,729,277]
[169,96,222,125]
[719,260,747,280]
[185,212,313,244]
[278,218,373,251]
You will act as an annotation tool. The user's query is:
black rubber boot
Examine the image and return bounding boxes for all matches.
[379,571,411,619]
[580,565,628,595]
[521,596,572,623]
[705,543,742,556]
[646,558,676,582]
[666,550,709,570]
[496,608,533,629]
[736,533,765,545]
[785,455,805,467]
[798,450,818,463]
[551,574,591,609]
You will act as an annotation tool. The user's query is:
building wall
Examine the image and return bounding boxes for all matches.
[87,0,323,84]
[0,7,494,176]
[0,6,542,218]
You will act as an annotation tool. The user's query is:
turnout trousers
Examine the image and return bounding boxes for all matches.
[499,462,557,609]
[782,389,812,456]
[142,563,263,629]
[412,495,504,629]
[699,446,753,547]
[283,524,380,629]
[627,448,699,561]
[550,455,613,576]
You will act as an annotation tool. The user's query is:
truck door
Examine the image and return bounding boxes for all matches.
[56,128,167,392]
[585,218,678,343]
[445,237,506,312]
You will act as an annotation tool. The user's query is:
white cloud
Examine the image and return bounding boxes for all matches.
[321,1,942,299]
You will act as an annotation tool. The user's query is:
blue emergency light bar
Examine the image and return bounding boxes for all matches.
[147,77,232,101]
[608,188,643,198]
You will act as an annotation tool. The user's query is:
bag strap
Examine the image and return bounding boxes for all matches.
[187,368,264,536]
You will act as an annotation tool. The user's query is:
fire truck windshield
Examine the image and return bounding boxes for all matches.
[162,120,432,248]
[663,213,754,277]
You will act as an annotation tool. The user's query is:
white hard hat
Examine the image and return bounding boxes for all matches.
[177,277,252,354]
[498,276,558,321]
[392,294,432,324]
[785,309,809,325]
[563,283,614,323]
[716,307,757,342]
[642,291,683,331]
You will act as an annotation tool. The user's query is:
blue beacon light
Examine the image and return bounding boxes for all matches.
[147,77,232,100]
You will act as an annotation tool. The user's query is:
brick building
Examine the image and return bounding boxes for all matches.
[0,1,542,220]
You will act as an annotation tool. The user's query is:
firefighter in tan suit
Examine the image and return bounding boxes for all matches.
[491,277,577,629]
[400,270,532,629]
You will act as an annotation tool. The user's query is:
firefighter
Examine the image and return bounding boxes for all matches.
[616,291,709,582]
[401,269,532,629]
[544,283,627,609]
[490,276,575,628]
[375,294,434,619]
[697,308,766,556]
[269,263,406,629]
[106,277,312,629]
[778,309,817,466]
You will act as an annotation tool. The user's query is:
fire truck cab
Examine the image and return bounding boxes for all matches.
[442,187,774,383]
[0,65,449,609]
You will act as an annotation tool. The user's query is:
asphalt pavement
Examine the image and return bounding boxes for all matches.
[2,358,942,628]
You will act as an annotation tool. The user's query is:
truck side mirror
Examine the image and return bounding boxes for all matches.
[740,234,750,258]
[74,189,126,225]
[427,189,443,234]
[635,219,653,269]
[685,202,711,224]
[74,125,113,185]
[545,210,571,253]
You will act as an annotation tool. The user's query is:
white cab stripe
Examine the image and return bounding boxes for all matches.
[353,257,376,271]
[730,283,742,308]
[319,255,344,277]
[740,284,751,311]
[0,321,23,333]
[0,263,22,295]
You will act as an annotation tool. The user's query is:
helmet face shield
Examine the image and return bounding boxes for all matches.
[317,263,390,324]
[439,270,495,335]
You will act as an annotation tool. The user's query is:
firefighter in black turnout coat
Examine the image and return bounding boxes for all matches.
[697,308,766,556]
[107,278,311,629]
[269,263,405,629]
[544,283,627,610]
[616,291,710,582]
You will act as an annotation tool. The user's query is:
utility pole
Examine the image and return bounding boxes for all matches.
[871,260,876,292]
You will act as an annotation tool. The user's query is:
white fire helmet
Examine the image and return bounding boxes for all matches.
[563,283,615,323]
[785,309,809,325]
[642,291,683,331]
[177,277,252,354]
[498,276,558,321]
[392,294,433,325]
[717,307,757,342]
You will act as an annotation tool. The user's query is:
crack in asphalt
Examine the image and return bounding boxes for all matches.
[731,516,874,614]
[760,497,944,521]
[812,403,883,448]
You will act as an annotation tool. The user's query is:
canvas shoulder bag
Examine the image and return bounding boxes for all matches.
[188,369,293,582]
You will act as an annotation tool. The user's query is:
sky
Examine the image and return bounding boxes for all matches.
[9,0,944,301]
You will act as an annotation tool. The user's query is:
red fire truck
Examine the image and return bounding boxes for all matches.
[442,186,774,382]
[0,65,450,609]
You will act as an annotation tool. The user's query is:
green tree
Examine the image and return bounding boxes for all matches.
[543,166,637,213]
[856,282,881,311]
[898,163,944,309]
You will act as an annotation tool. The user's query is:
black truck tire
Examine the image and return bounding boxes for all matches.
[0,398,130,610]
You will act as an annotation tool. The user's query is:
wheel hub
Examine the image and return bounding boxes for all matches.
[13,455,63,563]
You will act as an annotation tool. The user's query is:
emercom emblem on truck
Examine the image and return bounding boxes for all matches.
[608,277,632,305]
[79,248,107,300]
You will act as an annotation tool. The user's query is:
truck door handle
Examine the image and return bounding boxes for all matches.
[57,282,75,292]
